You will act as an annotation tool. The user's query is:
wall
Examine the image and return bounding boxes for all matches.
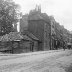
[28,20,50,50]
[13,41,31,53]
[13,40,39,53]
[0,42,12,53]
[28,20,44,50]
[44,22,50,50]
[33,41,38,51]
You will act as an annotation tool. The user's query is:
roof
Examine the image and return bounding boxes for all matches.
[22,35,32,41]
[0,32,32,42]
[22,31,39,41]
[28,12,50,23]
[28,13,43,20]
[8,32,23,41]
[41,13,50,23]
[0,34,10,41]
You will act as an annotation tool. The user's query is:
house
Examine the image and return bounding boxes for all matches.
[0,32,40,53]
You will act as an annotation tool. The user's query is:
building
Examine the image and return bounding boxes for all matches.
[0,32,40,53]
[49,16,56,49]
[20,6,69,50]
[20,6,51,51]
[20,14,28,32]
[28,9,51,50]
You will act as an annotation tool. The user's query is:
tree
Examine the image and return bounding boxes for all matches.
[0,0,21,35]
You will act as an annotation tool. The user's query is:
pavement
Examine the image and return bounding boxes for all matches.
[0,49,72,72]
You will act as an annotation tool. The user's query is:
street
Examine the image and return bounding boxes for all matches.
[0,49,72,72]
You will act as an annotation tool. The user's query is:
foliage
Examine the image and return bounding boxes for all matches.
[0,0,21,35]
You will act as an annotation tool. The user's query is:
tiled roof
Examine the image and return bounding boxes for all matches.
[22,31,39,41]
[8,32,23,41]
[0,34,10,41]
[0,32,32,42]
[22,35,32,41]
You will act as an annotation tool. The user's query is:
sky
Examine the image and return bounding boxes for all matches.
[13,0,72,31]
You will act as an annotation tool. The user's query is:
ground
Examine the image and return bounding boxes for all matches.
[0,49,72,72]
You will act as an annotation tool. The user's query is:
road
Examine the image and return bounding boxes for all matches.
[0,49,72,72]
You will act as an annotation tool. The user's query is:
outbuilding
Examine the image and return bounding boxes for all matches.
[0,32,40,53]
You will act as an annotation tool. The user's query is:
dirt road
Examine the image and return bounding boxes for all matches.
[0,49,72,72]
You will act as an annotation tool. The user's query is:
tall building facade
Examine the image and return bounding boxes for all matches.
[28,11,51,50]
[20,6,51,51]
[49,16,56,49]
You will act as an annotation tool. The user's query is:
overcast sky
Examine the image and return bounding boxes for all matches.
[14,0,72,31]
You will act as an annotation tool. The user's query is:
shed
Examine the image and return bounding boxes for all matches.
[0,32,32,53]
[0,32,41,53]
